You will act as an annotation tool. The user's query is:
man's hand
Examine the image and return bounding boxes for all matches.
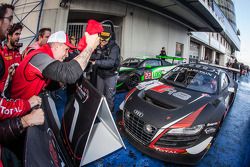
[28,95,42,108]
[89,60,96,65]
[21,108,45,127]
[85,32,100,51]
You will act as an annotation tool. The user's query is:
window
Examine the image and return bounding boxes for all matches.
[162,67,218,94]
[162,60,172,66]
[140,60,161,68]
[175,43,184,57]
[220,73,229,90]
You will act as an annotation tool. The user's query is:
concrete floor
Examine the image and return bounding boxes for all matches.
[87,75,250,167]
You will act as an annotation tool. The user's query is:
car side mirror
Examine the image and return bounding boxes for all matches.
[145,64,152,69]
[228,87,234,93]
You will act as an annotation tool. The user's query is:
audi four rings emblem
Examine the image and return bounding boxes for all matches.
[134,109,144,117]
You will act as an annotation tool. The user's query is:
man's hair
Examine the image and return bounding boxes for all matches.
[0,3,15,19]
[39,27,51,36]
[37,27,51,40]
[8,22,23,36]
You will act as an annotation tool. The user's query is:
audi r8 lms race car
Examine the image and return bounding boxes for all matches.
[117,56,185,91]
[121,63,237,165]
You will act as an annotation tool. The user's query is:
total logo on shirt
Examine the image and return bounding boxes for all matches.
[0,105,22,115]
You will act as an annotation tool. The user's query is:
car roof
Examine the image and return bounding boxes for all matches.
[179,63,224,75]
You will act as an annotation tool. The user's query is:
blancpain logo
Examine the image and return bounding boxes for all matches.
[133,109,144,117]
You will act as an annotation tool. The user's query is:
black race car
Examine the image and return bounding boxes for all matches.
[117,57,178,91]
[121,63,237,165]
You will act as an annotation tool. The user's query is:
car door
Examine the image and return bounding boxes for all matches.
[138,59,161,80]
[219,72,232,108]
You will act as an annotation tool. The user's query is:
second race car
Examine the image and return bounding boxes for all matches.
[117,56,185,91]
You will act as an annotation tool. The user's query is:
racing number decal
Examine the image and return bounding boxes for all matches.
[144,71,152,80]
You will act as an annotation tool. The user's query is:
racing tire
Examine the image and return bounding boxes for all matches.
[126,74,140,90]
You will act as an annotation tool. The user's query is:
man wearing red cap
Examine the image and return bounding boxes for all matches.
[10,30,101,100]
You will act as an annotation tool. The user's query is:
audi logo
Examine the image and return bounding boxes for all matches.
[133,109,144,117]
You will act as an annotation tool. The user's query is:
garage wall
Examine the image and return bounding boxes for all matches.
[122,5,189,60]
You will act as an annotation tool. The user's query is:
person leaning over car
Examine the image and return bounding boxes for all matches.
[10,30,100,100]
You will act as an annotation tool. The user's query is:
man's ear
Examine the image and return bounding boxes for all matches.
[7,34,11,41]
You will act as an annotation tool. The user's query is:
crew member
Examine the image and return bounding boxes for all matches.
[91,27,120,112]
[160,47,166,56]
[22,27,51,57]
[0,22,23,93]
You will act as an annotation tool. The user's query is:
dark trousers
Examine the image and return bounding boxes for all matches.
[233,72,237,81]
[97,74,118,112]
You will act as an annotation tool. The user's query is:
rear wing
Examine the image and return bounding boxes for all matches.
[156,55,186,64]
[200,62,240,73]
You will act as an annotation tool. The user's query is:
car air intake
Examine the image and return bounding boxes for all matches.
[124,109,157,145]
[143,95,176,110]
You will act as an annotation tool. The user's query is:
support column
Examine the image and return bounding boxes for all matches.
[212,50,216,64]
[199,45,205,61]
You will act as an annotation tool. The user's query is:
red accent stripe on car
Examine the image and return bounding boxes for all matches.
[125,87,137,101]
[150,84,173,93]
[171,104,207,128]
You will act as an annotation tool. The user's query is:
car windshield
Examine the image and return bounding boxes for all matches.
[161,66,218,94]
[121,58,142,67]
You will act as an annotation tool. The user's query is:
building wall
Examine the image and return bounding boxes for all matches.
[121,5,189,60]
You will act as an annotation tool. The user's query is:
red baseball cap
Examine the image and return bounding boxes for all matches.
[47,31,76,49]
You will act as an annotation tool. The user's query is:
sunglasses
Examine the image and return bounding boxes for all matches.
[100,39,109,42]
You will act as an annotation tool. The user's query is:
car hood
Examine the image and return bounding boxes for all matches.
[124,80,215,128]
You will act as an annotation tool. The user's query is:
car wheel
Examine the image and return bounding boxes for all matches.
[126,74,140,90]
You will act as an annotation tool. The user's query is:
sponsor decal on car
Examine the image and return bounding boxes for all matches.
[152,146,187,154]
[150,85,173,93]
[172,92,191,100]
[207,122,219,127]
[136,80,163,90]
[151,85,191,100]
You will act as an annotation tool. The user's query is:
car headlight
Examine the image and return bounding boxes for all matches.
[167,124,205,136]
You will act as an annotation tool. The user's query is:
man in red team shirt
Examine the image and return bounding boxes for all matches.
[0,22,23,93]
